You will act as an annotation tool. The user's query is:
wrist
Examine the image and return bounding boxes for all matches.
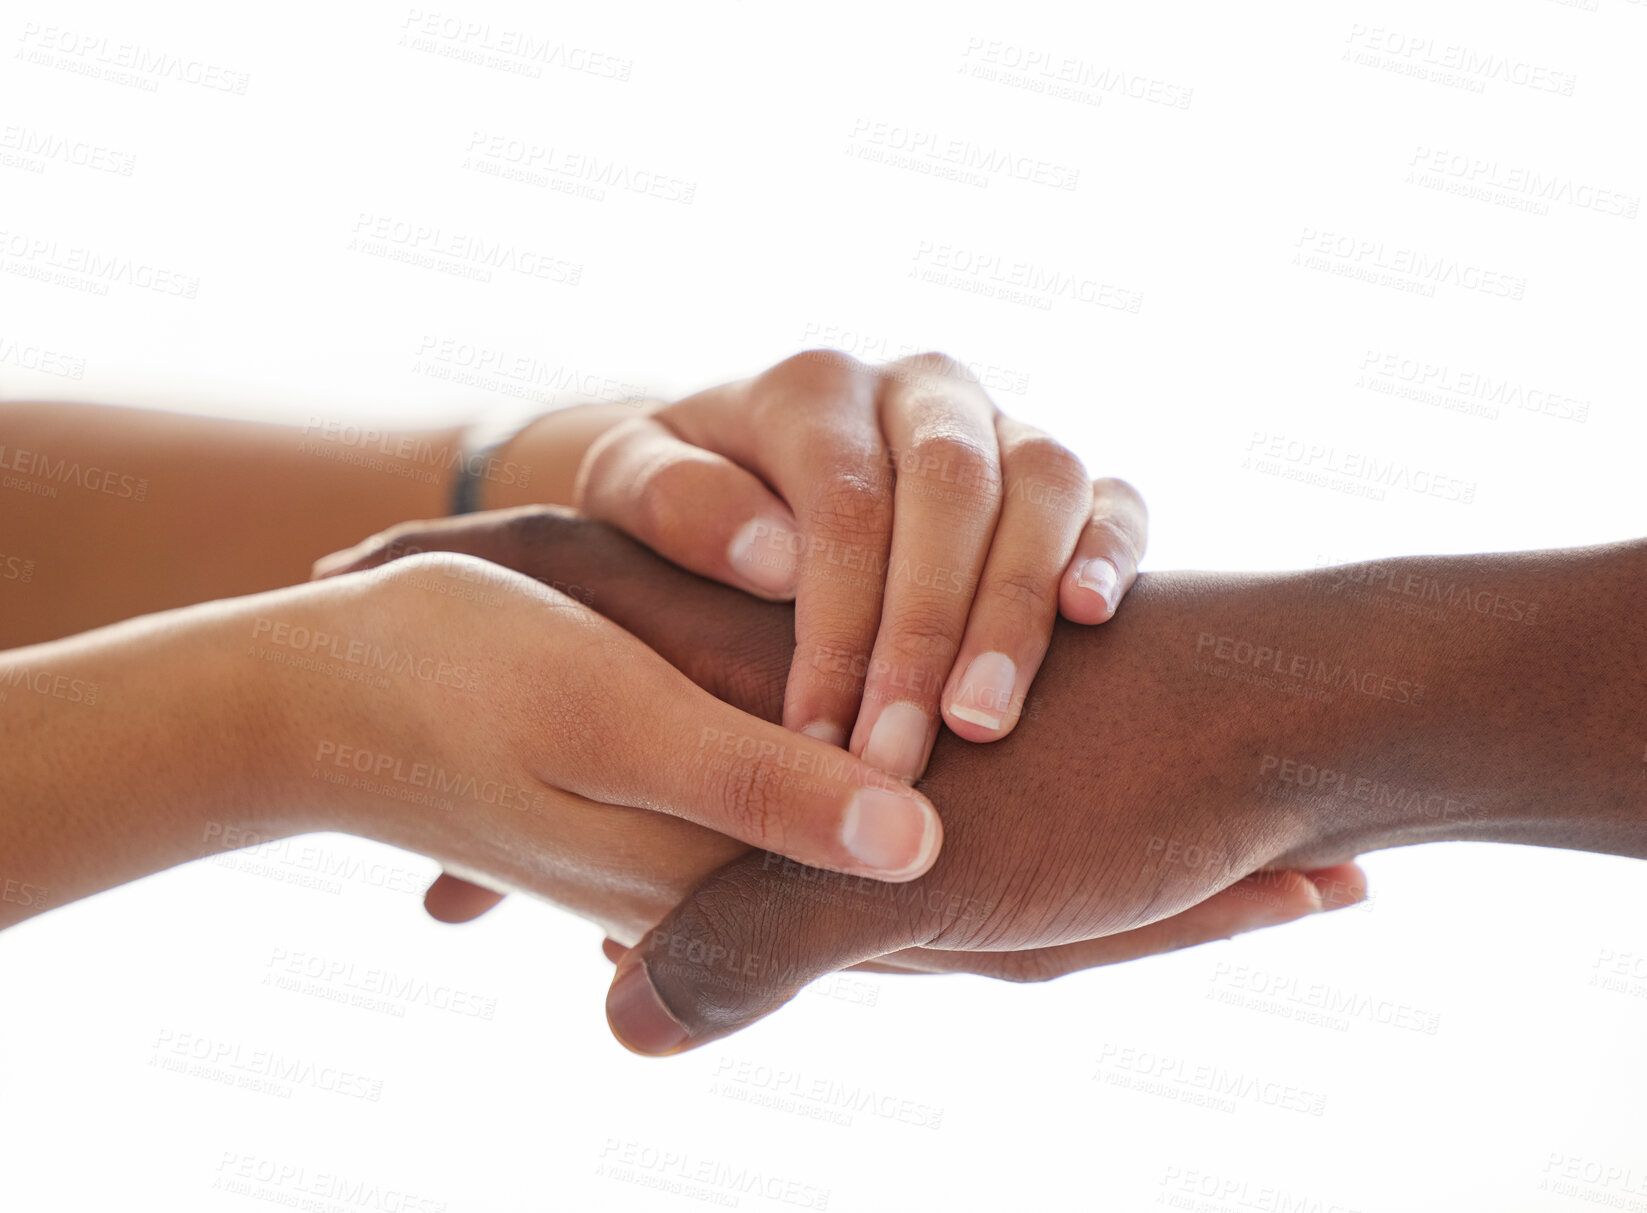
[199,591,342,838]
[476,402,651,512]
[1217,565,1468,866]
[222,576,436,842]
[1260,543,1647,863]
[1100,567,1435,869]
[0,598,313,925]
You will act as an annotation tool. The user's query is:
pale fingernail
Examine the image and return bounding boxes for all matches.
[949,651,1017,731]
[1076,556,1118,612]
[801,720,848,747]
[861,701,930,779]
[840,786,939,878]
[728,518,799,596]
[1309,875,1369,912]
[606,962,690,1056]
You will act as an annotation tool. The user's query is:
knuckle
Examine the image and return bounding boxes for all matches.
[1094,475,1146,510]
[507,505,583,551]
[711,757,790,852]
[767,349,871,401]
[366,523,435,564]
[795,633,871,699]
[884,600,966,668]
[797,628,873,674]
[1004,434,1088,493]
[1000,438,1088,519]
[807,475,894,547]
[629,461,701,550]
[1091,476,1149,541]
[986,566,1059,617]
[576,418,647,507]
[631,470,675,537]
[1083,515,1140,564]
[387,549,482,580]
[902,434,1002,499]
[371,548,435,588]
[887,350,966,382]
[789,347,868,376]
[495,507,604,585]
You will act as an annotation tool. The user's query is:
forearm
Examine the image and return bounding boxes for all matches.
[0,402,457,646]
[0,400,638,649]
[1277,539,1647,863]
[0,598,302,929]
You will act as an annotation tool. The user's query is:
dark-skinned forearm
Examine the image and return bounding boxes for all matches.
[1270,539,1647,865]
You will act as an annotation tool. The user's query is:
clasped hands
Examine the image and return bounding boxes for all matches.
[308,352,1370,1056]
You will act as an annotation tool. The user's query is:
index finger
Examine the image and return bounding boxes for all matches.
[846,356,1002,779]
[666,352,895,747]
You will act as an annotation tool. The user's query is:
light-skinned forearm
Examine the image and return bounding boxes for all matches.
[0,596,298,928]
[0,400,638,648]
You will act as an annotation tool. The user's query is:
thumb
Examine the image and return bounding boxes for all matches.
[578,416,802,600]
[564,651,944,882]
[605,849,932,1055]
[422,872,507,923]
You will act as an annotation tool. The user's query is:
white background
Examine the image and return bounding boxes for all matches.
[3,1,1646,1209]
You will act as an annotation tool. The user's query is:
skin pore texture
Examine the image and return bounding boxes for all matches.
[326,509,1646,1052]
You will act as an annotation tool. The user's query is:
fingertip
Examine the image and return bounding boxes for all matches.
[1210,869,1327,928]
[600,937,628,966]
[607,958,692,1057]
[800,720,849,747]
[838,785,942,882]
[1065,476,1147,624]
[1304,862,1370,911]
[1062,556,1119,623]
[857,701,935,783]
[423,873,507,924]
[727,515,801,599]
[943,704,1012,742]
[584,418,802,600]
[311,548,364,581]
[944,650,1019,742]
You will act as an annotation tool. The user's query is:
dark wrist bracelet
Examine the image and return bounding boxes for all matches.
[449,409,546,515]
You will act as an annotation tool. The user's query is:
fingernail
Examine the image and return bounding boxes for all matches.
[728,518,799,596]
[607,962,689,1056]
[310,550,354,579]
[840,786,939,878]
[950,651,1017,731]
[1075,557,1118,612]
[1308,875,1368,912]
[861,701,930,779]
[801,720,848,747]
